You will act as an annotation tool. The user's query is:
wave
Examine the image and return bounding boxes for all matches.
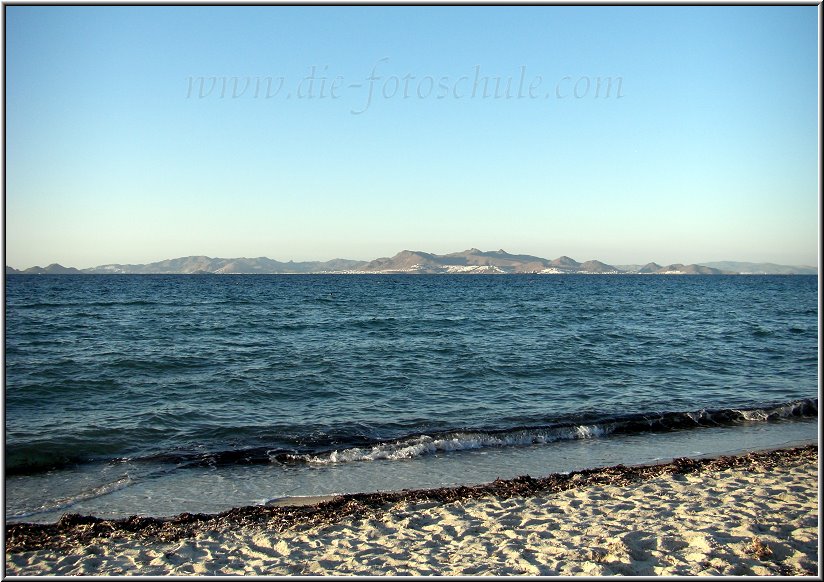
[6,398,816,475]
[297,398,818,465]
[302,425,607,465]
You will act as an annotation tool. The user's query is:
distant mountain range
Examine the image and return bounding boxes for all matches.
[693,261,818,275]
[5,249,817,275]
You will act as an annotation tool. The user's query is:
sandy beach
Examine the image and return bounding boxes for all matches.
[5,445,818,576]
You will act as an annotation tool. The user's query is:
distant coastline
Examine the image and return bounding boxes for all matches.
[5,249,818,276]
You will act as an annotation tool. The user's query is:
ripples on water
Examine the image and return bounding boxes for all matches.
[4,274,818,519]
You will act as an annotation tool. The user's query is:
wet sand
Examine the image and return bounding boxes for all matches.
[5,445,818,576]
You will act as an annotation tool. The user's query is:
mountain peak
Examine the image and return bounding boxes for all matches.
[22,263,81,274]
[551,256,581,267]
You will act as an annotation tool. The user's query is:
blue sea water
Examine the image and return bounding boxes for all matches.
[4,274,818,522]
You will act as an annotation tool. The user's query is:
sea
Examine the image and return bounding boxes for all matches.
[4,274,818,523]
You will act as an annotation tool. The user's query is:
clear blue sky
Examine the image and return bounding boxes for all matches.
[5,6,819,268]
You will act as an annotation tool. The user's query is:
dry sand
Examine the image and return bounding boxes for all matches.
[6,447,819,576]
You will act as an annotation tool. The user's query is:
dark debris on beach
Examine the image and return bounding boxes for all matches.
[5,445,817,554]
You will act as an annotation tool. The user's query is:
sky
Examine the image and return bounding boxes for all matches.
[4,6,819,269]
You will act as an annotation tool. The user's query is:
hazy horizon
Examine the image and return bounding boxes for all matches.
[5,6,819,269]
[6,248,819,272]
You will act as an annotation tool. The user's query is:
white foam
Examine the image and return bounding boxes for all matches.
[306,425,613,466]
[290,399,817,468]
[738,409,769,421]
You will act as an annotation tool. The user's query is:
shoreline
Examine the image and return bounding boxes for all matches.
[263,438,816,507]
[6,444,818,575]
[6,445,817,559]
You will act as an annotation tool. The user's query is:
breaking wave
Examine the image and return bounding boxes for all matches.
[6,398,816,476]
[295,398,817,465]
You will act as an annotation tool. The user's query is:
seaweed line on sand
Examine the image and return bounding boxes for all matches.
[5,445,817,553]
